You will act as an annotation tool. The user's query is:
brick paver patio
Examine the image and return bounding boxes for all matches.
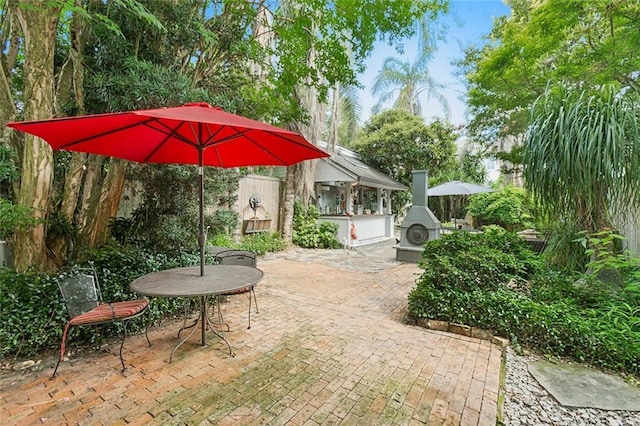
[1,257,503,425]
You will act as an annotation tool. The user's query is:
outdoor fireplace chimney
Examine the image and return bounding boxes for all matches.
[411,170,428,207]
[395,170,441,262]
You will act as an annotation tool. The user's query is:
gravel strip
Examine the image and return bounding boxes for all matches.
[502,348,640,425]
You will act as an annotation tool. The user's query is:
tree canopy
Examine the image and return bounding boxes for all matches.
[462,0,640,139]
[371,55,450,117]
[355,109,457,187]
[0,0,448,271]
[523,83,640,233]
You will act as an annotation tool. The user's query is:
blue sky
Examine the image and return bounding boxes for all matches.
[357,0,510,126]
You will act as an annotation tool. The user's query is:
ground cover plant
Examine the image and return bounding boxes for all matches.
[408,226,640,377]
[209,231,287,255]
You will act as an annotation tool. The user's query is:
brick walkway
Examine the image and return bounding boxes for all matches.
[1,257,503,425]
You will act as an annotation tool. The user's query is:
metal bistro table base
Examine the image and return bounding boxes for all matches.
[172,296,232,363]
[130,265,264,363]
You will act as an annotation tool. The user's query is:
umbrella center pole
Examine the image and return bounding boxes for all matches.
[199,159,205,277]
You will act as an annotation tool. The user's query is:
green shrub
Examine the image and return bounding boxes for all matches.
[408,283,639,375]
[419,248,529,292]
[292,201,341,248]
[0,243,198,360]
[420,226,543,290]
[209,233,235,248]
[0,198,39,240]
[239,231,286,255]
[0,268,67,359]
[408,227,640,375]
[0,144,18,199]
[468,187,534,231]
[111,164,243,255]
[208,231,286,256]
[542,219,590,272]
[317,222,342,249]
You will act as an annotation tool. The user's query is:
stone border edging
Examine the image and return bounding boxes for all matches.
[409,316,510,349]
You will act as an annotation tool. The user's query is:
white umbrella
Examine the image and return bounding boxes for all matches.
[428,180,495,196]
[427,180,495,228]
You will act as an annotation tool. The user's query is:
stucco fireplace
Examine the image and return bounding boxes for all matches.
[395,170,441,262]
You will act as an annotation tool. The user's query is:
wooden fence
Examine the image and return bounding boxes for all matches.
[618,213,639,257]
[236,174,281,235]
[116,174,282,237]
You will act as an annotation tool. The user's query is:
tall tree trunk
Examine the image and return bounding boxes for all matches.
[249,3,273,79]
[281,89,324,243]
[90,158,126,247]
[328,83,340,152]
[280,23,325,236]
[74,154,105,255]
[291,81,324,206]
[0,7,20,148]
[12,1,61,272]
[72,157,126,253]
[281,165,297,243]
[49,2,88,264]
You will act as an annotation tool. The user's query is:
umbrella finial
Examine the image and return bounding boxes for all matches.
[185,102,214,108]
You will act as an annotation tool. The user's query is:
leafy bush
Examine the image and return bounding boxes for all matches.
[542,219,589,272]
[110,163,243,254]
[0,144,18,199]
[410,283,639,374]
[408,227,640,375]
[0,198,39,240]
[209,233,235,248]
[208,231,286,256]
[292,201,341,248]
[318,222,342,249]
[0,243,199,360]
[420,225,543,289]
[0,268,67,359]
[239,231,286,255]
[468,187,535,231]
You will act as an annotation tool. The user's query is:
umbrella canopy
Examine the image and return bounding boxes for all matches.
[428,180,495,196]
[7,102,326,167]
[8,102,329,274]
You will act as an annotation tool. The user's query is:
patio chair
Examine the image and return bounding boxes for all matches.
[52,268,151,379]
[214,249,259,329]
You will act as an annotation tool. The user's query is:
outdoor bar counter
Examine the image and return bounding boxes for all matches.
[319,213,395,247]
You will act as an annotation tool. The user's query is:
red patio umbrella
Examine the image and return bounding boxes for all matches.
[7,102,329,274]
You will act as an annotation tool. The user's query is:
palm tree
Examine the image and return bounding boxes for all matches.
[524,83,640,233]
[325,83,361,149]
[371,55,450,117]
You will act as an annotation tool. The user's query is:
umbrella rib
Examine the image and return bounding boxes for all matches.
[197,124,228,166]
[203,126,324,166]
[58,117,158,150]
[200,122,226,147]
[140,119,199,162]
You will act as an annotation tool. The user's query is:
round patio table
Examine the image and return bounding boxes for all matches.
[130,265,263,361]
